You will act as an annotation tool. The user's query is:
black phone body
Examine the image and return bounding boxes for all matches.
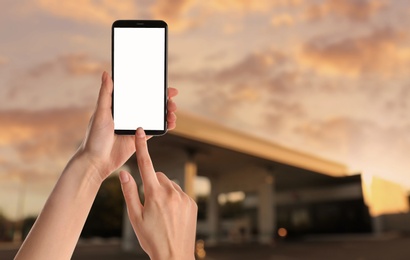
[112,20,168,135]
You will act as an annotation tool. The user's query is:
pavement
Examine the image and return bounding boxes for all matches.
[2,235,410,259]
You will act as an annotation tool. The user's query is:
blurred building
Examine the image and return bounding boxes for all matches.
[122,112,409,249]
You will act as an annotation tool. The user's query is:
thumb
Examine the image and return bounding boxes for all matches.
[119,170,143,220]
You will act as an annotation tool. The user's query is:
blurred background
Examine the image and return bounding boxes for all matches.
[1,0,410,259]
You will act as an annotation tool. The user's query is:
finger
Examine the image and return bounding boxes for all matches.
[170,180,184,193]
[156,172,178,192]
[96,71,113,110]
[167,112,177,130]
[146,111,177,136]
[119,171,143,220]
[167,98,177,113]
[168,87,178,99]
[135,127,159,189]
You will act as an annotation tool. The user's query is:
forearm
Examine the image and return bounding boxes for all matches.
[15,154,103,260]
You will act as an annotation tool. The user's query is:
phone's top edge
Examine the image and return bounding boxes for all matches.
[112,20,167,28]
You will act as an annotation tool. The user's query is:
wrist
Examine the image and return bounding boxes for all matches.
[65,151,106,187]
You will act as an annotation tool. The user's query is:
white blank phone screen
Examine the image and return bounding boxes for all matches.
[113,27,165,131]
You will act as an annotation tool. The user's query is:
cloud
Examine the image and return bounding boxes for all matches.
[299,28,410,76]
[150,0,204,33]
[0,108,90,159]
[215,50,289,82]
[171,48,298,96]
[293,117,410,187]
[294,117,368,154]
[213,50,302,97]
[267,99,305,116]
[150,0,304,33]
[0,108,91,219]
[271,13,295,27]
[204,51,228,62]
[0,108,91,186]
[262,99,305,135]
[222,23,244,34]
[170,47,305,136]
[384,83,410,118]
[304,0,386,22]
[206,0,303,13]
[29,54,110,77]
[36,0,138,25]
[0,56,9,66]
[151,0,194,23]
[3,53,108,110]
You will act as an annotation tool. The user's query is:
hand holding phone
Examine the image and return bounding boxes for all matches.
[112,20,168,135]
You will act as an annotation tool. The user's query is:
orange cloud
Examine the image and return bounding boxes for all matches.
[2,53,108,111]
[304,0,386,22]
[223,23,244,34]
[150,0,203,33]
[0,56,9,66]
[0,107,95,217]
[294,117,410,188]
[28,53,109,78]
[171,47,304,131]
[60,54,110,76]
[294,117,360,155]
[271,13,295,27]
[299,28,410,76]
[150,0,304,33]
[36,0,138,25]
[151,0,194,22]
[216,50,289,81]
[172,48,297,96]
[207,0,303,13]
[0,109,90,162]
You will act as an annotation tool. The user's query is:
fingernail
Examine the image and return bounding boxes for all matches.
[136,127,145,138]
[119,171,130,183]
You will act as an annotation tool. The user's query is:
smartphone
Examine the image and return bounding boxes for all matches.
[112,20,167,135]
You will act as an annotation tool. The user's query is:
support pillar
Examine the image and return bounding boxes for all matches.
[207,177,220,246]
[257,175,275,244]
[184,159,197,199]
[372,215,384,235]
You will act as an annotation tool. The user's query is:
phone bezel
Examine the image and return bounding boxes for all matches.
[111,20,168,136]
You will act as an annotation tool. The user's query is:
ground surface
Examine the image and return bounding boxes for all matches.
[2,235,410,259]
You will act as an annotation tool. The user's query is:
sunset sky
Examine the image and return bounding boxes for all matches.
[1,0,410,220]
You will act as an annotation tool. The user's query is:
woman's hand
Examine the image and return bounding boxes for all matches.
[77,71,178,184]
[119,128,198,260]
[15,72,179,260]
